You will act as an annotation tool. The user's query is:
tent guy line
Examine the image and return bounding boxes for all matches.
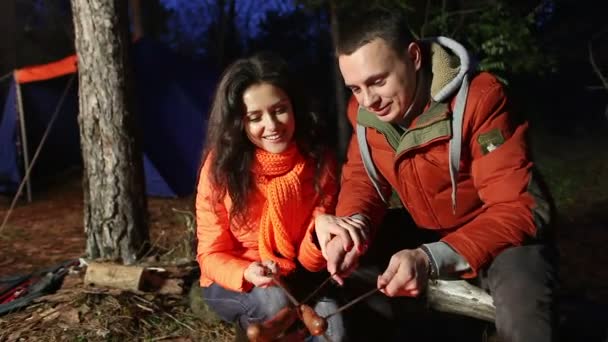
[0,75,75,234]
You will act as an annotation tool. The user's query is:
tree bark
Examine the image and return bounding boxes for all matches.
[71,0,149,264]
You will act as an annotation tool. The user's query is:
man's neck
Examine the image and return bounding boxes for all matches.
[396,67,431,129]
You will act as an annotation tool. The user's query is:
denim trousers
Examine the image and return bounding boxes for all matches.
[202,269,345,341]
[343,208,560,342]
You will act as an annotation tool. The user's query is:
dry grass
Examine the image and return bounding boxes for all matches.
[0,270,236,342]
[0,207,236,342]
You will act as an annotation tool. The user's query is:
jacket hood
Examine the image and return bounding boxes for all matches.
[425,37,473,103]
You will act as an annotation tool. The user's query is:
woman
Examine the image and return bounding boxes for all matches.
[195,52,344,341]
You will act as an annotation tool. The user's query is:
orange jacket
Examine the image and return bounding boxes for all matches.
[337,71,551,277]
[196,154,337,292]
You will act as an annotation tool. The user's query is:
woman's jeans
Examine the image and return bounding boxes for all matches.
[203,275,345,341]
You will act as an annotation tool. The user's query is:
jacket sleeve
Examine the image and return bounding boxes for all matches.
[441,79,550,278]
[335,97,389,230]
[298,154,339,272]
[196,157,253,292]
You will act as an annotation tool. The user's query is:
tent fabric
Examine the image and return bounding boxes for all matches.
[0,37,214,198]
[15,55,78,84]
[0,74,81,194]
[133,37,215,197]
[0,80,20,194]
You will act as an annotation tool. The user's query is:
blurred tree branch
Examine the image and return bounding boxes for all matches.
[588,27,608,92]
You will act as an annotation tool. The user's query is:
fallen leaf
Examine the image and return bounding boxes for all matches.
[79,303,91,316]
[56,322,71,330]
[6,331,21,342]
[42,310,61,322]
[59,308,80,325]
[96,328,110,338]
[39,307,59,318]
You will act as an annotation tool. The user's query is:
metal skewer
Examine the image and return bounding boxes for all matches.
[271,275,300,307]
[324,287,382,319]
[302,273,335,305]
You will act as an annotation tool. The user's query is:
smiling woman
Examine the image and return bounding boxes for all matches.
[243,83,296,154]
[194,52,345,341]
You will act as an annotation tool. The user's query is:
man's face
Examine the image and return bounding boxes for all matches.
[339,38,420,124]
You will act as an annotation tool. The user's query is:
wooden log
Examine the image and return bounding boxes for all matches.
[84,263,186,295]
[426,280,495,322]
[84,262,145,292]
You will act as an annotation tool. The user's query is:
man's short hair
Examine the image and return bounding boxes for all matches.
[334,5,415,56]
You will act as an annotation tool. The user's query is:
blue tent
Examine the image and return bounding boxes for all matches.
[0,38,215,198]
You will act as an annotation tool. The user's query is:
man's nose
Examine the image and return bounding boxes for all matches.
[361,89,379,108]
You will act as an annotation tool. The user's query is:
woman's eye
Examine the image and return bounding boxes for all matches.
[248,115,261,122]
[274,107,287,114]
[374,79,385,86]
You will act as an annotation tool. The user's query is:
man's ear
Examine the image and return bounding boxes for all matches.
[407,42,422,71]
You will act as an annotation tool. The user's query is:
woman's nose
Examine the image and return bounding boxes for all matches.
[263,113,280,130]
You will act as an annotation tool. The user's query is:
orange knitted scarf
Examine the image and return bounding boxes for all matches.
[252,144,316,275]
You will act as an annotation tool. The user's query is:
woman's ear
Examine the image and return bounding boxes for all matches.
[407,42,422,71]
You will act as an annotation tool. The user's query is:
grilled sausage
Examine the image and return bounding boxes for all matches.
[299,304,328,336]
[246,306,298,341]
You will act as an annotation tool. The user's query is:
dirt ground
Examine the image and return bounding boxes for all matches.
[0,176,194,279]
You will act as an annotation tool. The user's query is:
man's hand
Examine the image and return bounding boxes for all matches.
[315,214,369,260]
[325,235,361,285]
[377,248,430,297]
[244,261,277,287]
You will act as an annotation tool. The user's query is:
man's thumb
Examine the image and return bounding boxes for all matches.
[379,259,398,284]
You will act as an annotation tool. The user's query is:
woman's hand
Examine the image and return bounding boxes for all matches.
[314,214,370,260]
[244,260,278,287]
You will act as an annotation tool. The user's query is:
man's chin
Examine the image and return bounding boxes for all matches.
[375,110,400,123]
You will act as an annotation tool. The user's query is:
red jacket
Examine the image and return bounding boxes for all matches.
[337,72,550,277]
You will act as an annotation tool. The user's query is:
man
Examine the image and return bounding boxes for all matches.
[314,6,558,342]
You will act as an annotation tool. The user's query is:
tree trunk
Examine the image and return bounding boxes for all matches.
[71,0,149,264]
[328,1,349,162]
[129,0,144,41]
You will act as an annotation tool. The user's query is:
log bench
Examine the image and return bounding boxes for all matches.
[427,279,495,322]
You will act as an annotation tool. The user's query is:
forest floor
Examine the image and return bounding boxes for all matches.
[0,129,607,341]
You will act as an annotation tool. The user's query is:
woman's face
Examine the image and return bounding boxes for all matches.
[242,83,296,154]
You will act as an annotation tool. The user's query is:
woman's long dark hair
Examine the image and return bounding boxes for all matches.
[201,52,330,224]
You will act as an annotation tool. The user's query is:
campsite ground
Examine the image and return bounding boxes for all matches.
[0,127,607,341]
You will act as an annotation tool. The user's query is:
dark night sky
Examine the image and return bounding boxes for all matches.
[160,0,297,39]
